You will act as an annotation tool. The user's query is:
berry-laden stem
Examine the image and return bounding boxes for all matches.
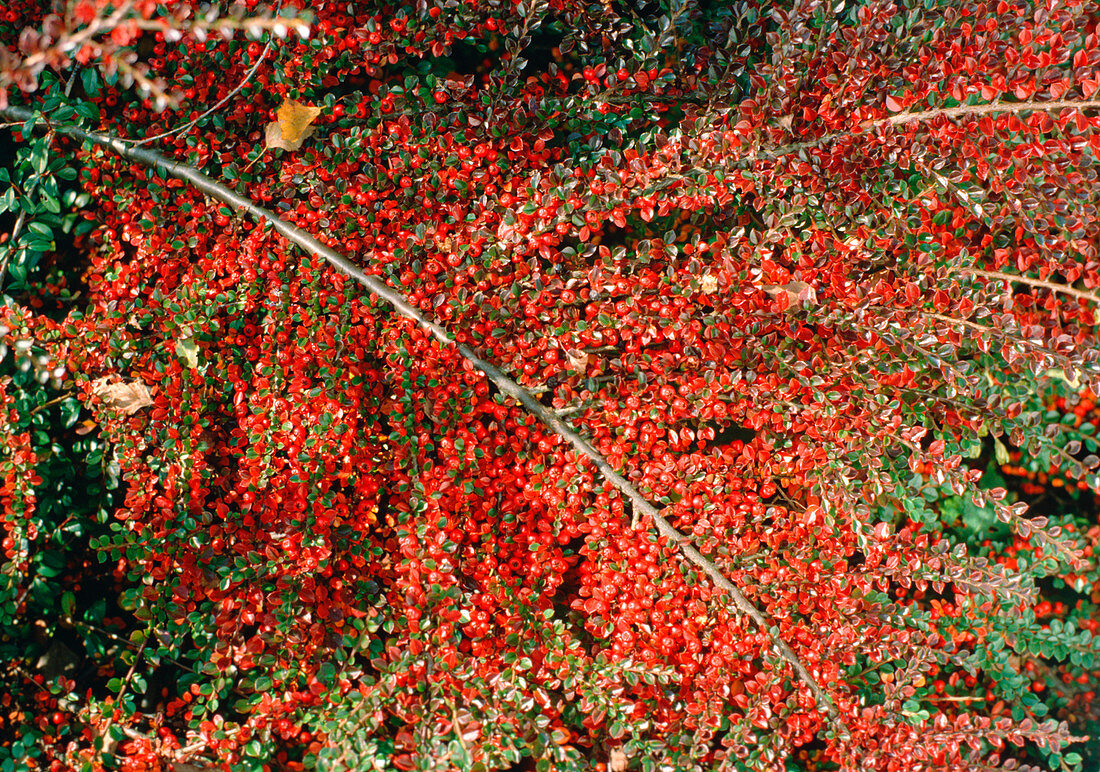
[1,104,842,723]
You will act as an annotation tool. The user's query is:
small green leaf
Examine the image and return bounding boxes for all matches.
[81,68,100,96]
[59,399,80,428]
[22,112,38,137]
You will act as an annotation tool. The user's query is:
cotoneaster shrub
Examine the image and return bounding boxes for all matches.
[1,0,1100,770]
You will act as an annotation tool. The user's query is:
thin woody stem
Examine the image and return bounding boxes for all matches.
[963,267,1100,306]
[0,209,26,289]
[925,312,996,336]
[888,98,1100,125]
[0,105,841,722]
[128,11,277,147]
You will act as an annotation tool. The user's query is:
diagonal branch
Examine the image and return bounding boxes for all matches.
[0,105,842,721]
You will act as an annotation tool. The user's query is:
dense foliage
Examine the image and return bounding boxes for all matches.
[2,0,1100,769]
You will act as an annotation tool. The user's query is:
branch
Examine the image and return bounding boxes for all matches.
[887,98,1100,126]
[963,267,1100,308]
[0,105,841,722]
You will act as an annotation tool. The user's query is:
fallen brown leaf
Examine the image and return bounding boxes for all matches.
[565,348,589,371]
[91,377,153,415]
[762,280,817,306]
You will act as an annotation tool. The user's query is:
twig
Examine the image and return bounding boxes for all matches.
[0,210,27,289]
[742,98,1100,164]
[0,104,843,723]
[924,312,998,337]
[127,16,276,148]
[963,267,1100,307]
[68,619,208,678]
[95,636,148,760]
[449,697,468,753]
[29,390,73,415]
[555,403,589,417]
[887,98,1100,126]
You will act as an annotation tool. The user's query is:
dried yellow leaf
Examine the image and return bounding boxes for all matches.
[264,99,322,152]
